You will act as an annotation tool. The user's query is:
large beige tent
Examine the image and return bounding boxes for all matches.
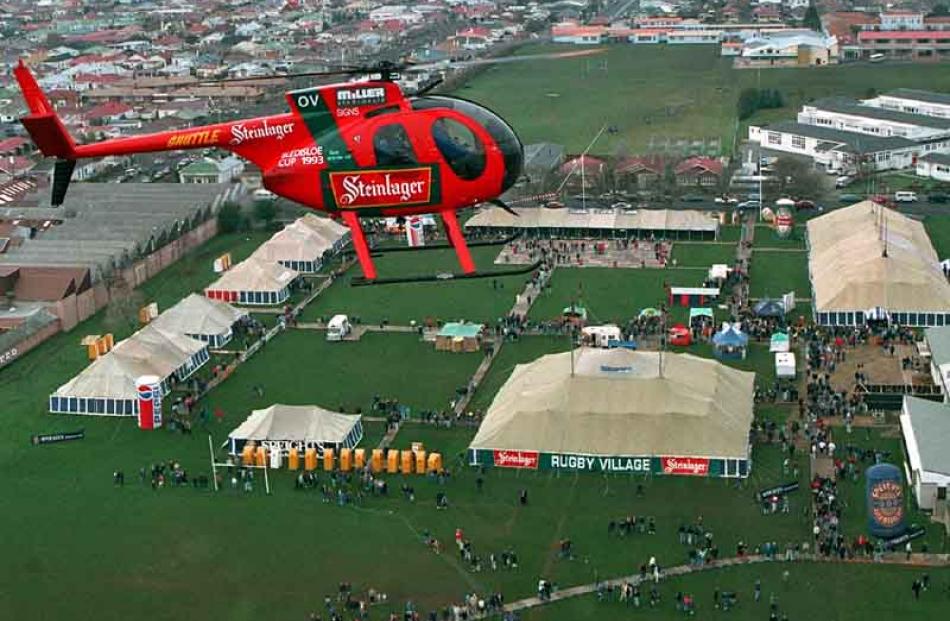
[205,257,298,306]
[250,215,349,273]
[228,404,363,455]
[150,293,247,347]
[49,324,209,416]
[468,347,754,477]
[808,201,950,327]
[465,207,719,239]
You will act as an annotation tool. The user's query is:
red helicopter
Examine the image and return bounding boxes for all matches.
[13,50,601,284]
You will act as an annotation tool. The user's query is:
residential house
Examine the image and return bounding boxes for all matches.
[615,155,666,189]
[179,157,245,184]
[675,157,722,187]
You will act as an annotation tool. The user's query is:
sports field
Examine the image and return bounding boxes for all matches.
[458,44,950,154]
[924,215,950,259]
[2,230,946,620]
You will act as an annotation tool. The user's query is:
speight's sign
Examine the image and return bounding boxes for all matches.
[324,166,438,210]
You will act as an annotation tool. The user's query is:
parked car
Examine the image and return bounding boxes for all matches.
[928,192,950,204]
[714,195,738,204]
[835,176,853,189]
[795,200,816,210]
[736,200,760,210]
[894,191,918,203]
[839,193,862,203]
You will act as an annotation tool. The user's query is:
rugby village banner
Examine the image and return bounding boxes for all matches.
[469,449,743,478]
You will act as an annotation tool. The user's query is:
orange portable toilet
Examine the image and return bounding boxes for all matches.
[104,333,114,350]
[241,444,255,466]
[354,448,366,470]
[288,448,300,470]
[372,449,384,473]
[400,450,413,474]
[255,446,267,467]
[339,448,352,472]
[304,448,317,471]
[387,449,399,474]
[323,448,335,471]
[415,449,427,474]
[427,452,443,473]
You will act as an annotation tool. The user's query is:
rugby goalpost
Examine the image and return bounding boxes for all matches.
[208,434,271,495]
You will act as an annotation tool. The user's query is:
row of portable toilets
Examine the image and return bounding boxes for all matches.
[240,444,443,475]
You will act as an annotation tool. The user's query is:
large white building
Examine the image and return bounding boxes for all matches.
[900,396,950,512]
[737,31,839,66]
[916,152,950,182]
[750,90,950,173]
[865,89,950,119]
[798,97,950,140]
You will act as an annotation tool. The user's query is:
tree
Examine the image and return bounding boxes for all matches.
[103,278,145,335]
[737,88,760,120]
[217,201,247,233]
[928,4,950,17]
[253,199,277,226]
[770,157,822,200]
[803,1,822,32]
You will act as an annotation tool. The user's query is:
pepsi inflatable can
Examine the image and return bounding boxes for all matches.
[866,463,906,538]
[405,216,425,247]
[136,375,163,430]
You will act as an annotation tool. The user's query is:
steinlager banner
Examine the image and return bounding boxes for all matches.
[468,449,747,478]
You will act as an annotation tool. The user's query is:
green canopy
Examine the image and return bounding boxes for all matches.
[563,305,587,320]
[689,308,714,321]
[639,307,661,318]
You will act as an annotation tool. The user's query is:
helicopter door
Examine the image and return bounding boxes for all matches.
[372,122,419,167]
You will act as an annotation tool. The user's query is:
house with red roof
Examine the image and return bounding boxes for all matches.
[615,155,667,189]
[82,102,134,124]
[0,137,31,157]
[675,157,723,187]
[559,155,606,192]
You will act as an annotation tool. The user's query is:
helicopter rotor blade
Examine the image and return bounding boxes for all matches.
[490,199,519,217]
[407,48,606,74]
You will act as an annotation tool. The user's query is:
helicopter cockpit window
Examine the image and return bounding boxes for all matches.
[431,118,485,180]
[373,123,418,166]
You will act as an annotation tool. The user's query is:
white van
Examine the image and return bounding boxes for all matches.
[326,314,351,341]
[894,191,918,203]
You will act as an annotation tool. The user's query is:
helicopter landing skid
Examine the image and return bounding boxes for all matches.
[349,261,542,287]
[368,233,522,258]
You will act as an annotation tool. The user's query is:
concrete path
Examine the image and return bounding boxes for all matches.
[501,553,950,614]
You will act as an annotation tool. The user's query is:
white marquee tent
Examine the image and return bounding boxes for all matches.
[49,324,209,416]
[808,201,950,327]
[468,348,755,477]
[250,215,349,274]
[150,293,248,347]
[228,404,363,455]
[205,257,298,306]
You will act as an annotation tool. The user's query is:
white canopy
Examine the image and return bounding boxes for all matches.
[150,293,247,339]
[53,324,207,399]
[775,352,796,378]
[229,404,361,445]
[469,348,755,459]
[251,215,348,264]
[207,257,298,293]
[808,201,950,312]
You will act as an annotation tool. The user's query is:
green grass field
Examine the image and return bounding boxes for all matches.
[458,44,950,154]
[924,215,950,260]
[517,563,950,620]
[301,245,531,325]
[749,249,812,300]
[529,267,707,323]
[669,242,737,267]
[207,330,481,418]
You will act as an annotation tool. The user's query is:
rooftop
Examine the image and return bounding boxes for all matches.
[762,121,919,154]
[884,88,950,107]
[809,97,950,130]
[902,396,950,476]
